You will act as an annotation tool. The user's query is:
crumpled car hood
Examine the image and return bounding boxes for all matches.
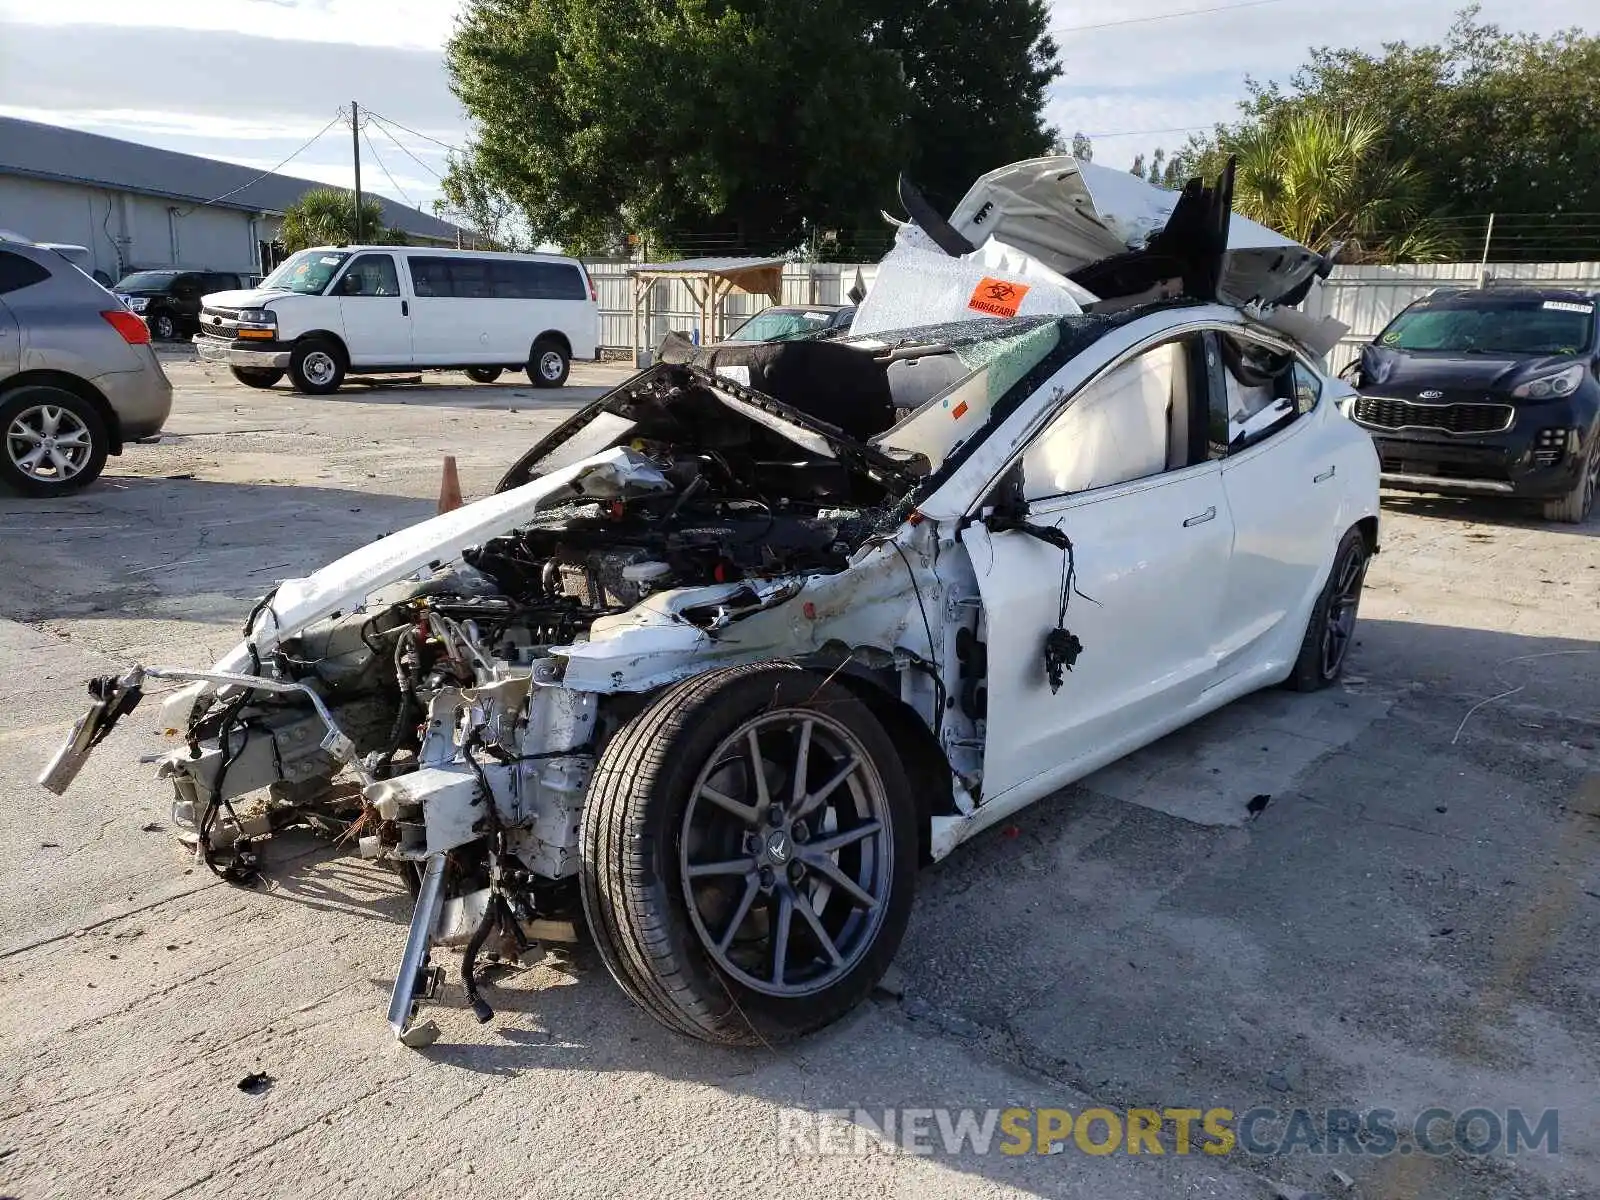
[177,448,672,689]
[944,156,1326,311]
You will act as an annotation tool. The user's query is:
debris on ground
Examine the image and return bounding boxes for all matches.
[1247,793,1273,820]
[236,1072,273,1095]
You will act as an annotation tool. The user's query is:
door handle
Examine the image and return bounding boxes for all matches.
[1183,506,1217,528]
[1314,466,1337,483]
[401,300,409,316]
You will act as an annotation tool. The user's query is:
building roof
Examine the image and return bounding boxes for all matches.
[0,116,463,242]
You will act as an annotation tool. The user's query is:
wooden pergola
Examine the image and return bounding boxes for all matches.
[628,257,786,365]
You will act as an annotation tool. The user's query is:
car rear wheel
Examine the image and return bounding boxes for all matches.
[1543,441,1598,524]
[288,338,346,395]
[0,386,109,496]
[1287,526,1370,692]
[528,337,570,388]
[581,662,917,1045]
[466,367,503,384]
[229,367,284,389]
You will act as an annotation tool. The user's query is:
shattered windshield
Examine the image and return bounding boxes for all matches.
[260,250,349,295]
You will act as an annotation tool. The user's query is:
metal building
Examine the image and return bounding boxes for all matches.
[0,116,464,283]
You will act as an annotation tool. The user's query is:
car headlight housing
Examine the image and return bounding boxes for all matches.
[238,309,276,325]
[1512,364,1584,399]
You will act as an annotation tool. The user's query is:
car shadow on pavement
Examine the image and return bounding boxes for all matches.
[1380,490,1598,537]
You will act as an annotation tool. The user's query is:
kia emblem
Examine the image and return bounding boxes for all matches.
[1419,390,1444,400]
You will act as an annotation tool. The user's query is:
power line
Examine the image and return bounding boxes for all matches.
[367,114,446,182]
[362,109,461,154]
[359,121,416,208]
[1051,0,1292,35]
[179,110,346,215]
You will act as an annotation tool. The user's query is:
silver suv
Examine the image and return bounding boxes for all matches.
[1,236,173,496]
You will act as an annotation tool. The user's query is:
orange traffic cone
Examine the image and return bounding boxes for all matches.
[437,455,463,514]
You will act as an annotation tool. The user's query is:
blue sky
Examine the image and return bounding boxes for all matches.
[0,0,1593,222]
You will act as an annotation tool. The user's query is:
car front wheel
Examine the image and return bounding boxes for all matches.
[1543,440,1598,524]
[1287,526,1370,692]
[581,662,917,1045]
[150,312,176,341]
[230,367,284,389]
[288,339,346,395]
[0,386,109,496]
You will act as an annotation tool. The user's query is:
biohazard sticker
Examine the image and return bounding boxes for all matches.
[969,278,1030,318]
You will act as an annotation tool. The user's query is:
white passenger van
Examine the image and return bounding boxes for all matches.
[195,246,599,394]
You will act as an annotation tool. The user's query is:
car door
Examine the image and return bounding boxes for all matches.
[1204,330,1346,680]
[333,252,412,366]
[965,333,1235,803]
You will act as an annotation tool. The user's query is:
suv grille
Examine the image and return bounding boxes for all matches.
[1353,397,1513,435]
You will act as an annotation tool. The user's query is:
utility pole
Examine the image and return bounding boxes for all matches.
[351,100,363,244]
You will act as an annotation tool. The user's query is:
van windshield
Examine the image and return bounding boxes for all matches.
[260,251,350,295]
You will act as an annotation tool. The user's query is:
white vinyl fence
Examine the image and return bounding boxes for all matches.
[584,261,879,352]
[584,258,1600,368]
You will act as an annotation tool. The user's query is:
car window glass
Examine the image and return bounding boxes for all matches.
[1211,335,1301,455]
[449,258,490,299]
[1022,338,1192,501]
[408,256,451,297]
[1292,363,1321,416]
[173,274,201,294]
[0,250,51,295]
[530,261,586,300]
[341,254,400,297]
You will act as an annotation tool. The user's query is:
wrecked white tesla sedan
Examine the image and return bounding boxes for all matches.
[39,158,1380,1048]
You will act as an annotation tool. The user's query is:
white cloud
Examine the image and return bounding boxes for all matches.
[0,0,462,50]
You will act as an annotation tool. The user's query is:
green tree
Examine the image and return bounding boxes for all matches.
[1173,6,1600,260]
[1226,109,1452,261]
[280,188,406,252]
[444,0,1061,256]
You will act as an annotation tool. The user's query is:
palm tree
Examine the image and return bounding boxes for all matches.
[1226,109,1454,263]
[280,188,407,251]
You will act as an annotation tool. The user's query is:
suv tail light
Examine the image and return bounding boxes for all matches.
[101,310,152,345]
[585,270,597,303]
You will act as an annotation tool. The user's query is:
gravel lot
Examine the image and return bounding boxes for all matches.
[1,348,1596,1199]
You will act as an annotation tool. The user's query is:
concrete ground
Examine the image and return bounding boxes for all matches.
[1,348,1596,1200]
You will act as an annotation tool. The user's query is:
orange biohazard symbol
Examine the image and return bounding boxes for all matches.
[968,277,1030,318]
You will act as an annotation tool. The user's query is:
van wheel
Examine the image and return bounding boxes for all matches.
[289,339,345,395]
[528,337,570,388]
[230,367,284,389]
[466,367,502,384]
[581,662,917,1045]
[1,386,109,496]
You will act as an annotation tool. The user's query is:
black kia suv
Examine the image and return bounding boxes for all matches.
[1344,287,1600,523]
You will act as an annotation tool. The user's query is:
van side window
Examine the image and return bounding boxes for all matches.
[339,254,400,297]
[449,258,490,299]
[487,260,588,300]
[409,257,451,297]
